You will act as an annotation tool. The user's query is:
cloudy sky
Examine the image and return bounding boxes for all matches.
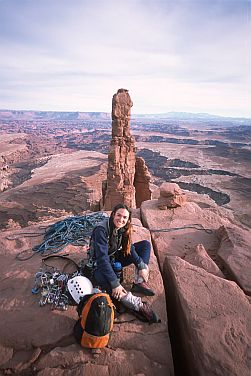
[0,0,250,117]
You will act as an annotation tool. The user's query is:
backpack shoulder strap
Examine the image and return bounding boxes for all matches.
[81,293,114,328]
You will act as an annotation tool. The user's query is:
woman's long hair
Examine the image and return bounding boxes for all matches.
[109,203,132,256]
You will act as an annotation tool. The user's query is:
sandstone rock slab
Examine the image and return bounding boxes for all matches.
[0,344,13,366]
[129,220,167,321]
[1,348,41,372]
[141,199,226,269]
[217,225,251,295]
[37,364,109,376]
[37,346,172,376]
[0,227,83,350]
[37,369,65,376]
[35,344,93,370]
[163,256,251,376]
[0,220,173,375]
[184,243,224,277]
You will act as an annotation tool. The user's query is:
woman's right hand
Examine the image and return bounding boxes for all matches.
[112,285,127,300]
[139,265,149,282]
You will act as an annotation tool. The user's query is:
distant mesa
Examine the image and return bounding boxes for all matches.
[0,110,111,121]
[0,109,250,122]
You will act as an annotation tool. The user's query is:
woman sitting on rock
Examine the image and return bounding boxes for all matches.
[89,203,158,323]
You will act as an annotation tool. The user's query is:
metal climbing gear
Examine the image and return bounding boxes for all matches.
[31,255,81,310]
[32,269,76,310]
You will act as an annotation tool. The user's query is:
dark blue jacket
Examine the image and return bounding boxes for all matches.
[91,218,145,289]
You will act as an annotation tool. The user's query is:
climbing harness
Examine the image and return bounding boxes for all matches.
[41,254,79,272]
[16,212,108,261]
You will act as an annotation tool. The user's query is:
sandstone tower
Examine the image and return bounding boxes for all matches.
[103,88,136,210]
[103,88,152,210]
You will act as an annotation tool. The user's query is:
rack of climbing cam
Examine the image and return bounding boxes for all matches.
[30,212,108,310]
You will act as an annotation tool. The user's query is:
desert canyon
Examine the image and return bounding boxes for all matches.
[0,89,250,376]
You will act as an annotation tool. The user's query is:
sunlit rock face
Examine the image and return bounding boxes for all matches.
[103,89,136,210]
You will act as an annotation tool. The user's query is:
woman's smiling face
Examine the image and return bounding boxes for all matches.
[113,208,130,229]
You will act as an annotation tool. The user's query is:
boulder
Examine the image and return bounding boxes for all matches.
[163,256,251,376]
[157,194,186,209]
[159,183,183,198]
[157,182,186,209]
[217,225,251,295]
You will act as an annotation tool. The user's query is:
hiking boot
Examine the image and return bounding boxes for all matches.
[121,293,160,324]
[120,292,142,311]
[131,282,155,296]
[137,302,159,323]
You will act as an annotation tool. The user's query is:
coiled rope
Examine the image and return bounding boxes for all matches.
[14,214,212,261]
[16,212,108,261]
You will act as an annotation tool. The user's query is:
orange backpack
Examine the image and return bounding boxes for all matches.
[73,292,115,349]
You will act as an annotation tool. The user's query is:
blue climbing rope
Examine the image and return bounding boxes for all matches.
[16,212,108,260]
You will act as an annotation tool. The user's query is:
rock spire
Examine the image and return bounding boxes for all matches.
[103,89,136,210]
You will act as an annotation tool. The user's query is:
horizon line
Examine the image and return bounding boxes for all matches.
[0,108,250,121]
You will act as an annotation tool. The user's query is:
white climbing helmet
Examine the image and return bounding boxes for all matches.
[67,276,93,303]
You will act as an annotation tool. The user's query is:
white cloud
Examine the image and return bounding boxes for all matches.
[0,0,250,117]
